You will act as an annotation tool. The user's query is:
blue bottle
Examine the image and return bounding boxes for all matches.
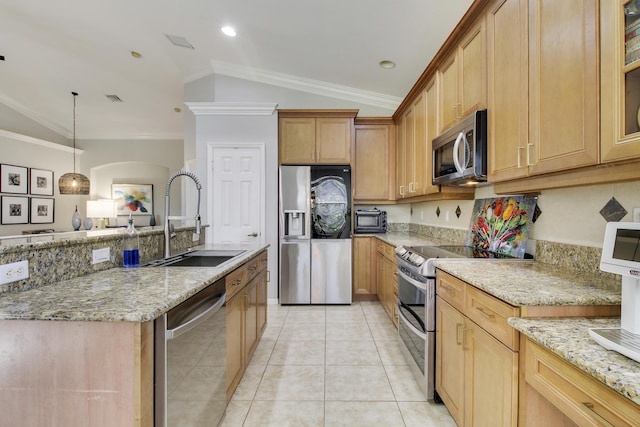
[123,213,140,268]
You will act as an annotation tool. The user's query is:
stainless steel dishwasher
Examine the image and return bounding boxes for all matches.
[155,278,227,427]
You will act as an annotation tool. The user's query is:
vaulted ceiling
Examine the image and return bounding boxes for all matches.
[0,0,473,140]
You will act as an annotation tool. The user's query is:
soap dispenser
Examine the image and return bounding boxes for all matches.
[123,213,140,268]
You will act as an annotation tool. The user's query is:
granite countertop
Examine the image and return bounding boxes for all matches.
[509,317,640,406]
[0,244,268,323]
[432,260,621,307]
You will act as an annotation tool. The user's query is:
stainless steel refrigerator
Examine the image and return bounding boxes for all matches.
[279,165,352,304]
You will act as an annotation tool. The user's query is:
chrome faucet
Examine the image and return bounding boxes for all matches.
[164,170,202,258]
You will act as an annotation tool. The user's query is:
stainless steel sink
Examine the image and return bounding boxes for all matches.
[145,249,247,268]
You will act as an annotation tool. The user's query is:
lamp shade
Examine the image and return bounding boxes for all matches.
[86,199,116,218]
[59,173,90,195]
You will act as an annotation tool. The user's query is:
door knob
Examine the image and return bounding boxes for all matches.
[248,232,258,237]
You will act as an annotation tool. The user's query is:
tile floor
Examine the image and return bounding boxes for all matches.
[220,301,456,427]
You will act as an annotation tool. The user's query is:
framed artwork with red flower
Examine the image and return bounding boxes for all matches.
[111,184,153,216]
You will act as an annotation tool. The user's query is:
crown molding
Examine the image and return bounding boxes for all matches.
[0,129,81,153]
[210,60,401,111]
[185,102,278,116]
[0,93,70,138]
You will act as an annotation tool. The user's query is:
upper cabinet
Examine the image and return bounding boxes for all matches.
[279,110,357,165]
[487,0,599,183]
[439,20,487,134]
[353,118,396,202]
[601,0,640,162]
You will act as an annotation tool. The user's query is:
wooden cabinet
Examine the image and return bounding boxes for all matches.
[353,118,396,201]
[520,337,640,426]
[439,20,487,134]
[352,236,377,300]
[487,0,599,183]
[278,110,357,165]
[601,0,640,162]
[226,250,268,401]
[436,270,519,427]
[375,239,398,327]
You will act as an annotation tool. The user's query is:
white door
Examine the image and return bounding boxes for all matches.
[209,145,263,245]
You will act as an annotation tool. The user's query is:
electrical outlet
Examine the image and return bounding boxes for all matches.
[634,208,640,223]
[92,247,111,264]
[0,260,29,285]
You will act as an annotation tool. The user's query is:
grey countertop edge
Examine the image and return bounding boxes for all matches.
[0,243,269,323]
[509,317,640,406]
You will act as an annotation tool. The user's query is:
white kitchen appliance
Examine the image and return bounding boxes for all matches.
[589,221,640,362]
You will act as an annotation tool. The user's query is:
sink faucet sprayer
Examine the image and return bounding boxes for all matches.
[164,171,202,258]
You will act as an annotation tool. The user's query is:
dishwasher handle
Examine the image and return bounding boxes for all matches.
[166,292,226,340]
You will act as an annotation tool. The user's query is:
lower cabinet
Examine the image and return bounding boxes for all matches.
[375,239,398,328]
[226,250,268,401]
[352,236,376,300]
[436,271,519,427]
[521,337,640,427]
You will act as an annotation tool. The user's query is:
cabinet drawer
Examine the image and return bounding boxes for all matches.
[245,257,260,282]
[466,285,519,351]
[436,271,466,313]
[524,338,640,426]
[226,267,247,300]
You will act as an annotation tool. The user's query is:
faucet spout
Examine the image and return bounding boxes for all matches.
[164,171,202,258]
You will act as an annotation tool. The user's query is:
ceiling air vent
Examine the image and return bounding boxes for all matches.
[106,94,123,102]
[164,34,194,49]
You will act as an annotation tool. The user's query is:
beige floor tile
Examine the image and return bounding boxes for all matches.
[285,309,326,324]
[220,400,251,427]
[398,401,457,427]
[325,365,394,401]
[231,364,267,401]
[363,308,393,324]
[168,398,227,427]
[248,338,277,366]
[255,365,325,401]
[326,340,382,366]
[269,340,325,365]
[268,312,288,326]
[375,340,409,366]
[385,365,427,402]
[244,400,324,427]
[324,401,404,427]
[326,321,372,341]
[324,309,366,324]
[279,323,325,340]
[326,303,364,313]
[369,321,399,341]
[261,324,283,341]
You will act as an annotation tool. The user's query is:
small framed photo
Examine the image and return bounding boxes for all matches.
[112,184,153,216]
[1,196,29,224]
[0,164,28,194]
[30,168,54,196]
[30,197,54,224]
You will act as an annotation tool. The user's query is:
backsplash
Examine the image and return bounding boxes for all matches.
[0,226,206,294]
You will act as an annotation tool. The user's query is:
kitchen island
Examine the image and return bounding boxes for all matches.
[0,244,268,427]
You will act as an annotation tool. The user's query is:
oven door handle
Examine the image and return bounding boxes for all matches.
[397,268,428,292]
[398,300,427,334]
[166,292,226,340]
[398,301,427,338]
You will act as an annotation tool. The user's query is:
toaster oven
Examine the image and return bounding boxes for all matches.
[354,209,387,233]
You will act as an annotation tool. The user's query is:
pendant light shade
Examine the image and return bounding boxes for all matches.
[59,91,90,195]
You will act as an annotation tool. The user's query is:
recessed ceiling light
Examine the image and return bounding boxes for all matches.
[130,51,142,59]
[174,107,181,113]
[379,60,396,69]
[221,26,237,37]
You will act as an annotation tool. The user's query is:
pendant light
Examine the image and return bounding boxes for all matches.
[58,91,90,195]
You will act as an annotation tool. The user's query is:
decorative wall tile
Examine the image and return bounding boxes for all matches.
[599,197,627,222]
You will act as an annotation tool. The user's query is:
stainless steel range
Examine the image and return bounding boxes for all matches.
[395,244,523,402]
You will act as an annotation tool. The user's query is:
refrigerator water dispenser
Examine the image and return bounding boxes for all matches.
[284,210,306,237]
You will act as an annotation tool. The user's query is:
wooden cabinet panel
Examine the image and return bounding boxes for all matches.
[353,237,374,298]
[459,21,487,118]
[396,113,407,199]
[244,278,259,361]
[466,285,520,350]
[353,121,395,201]
[424,78,440,195]
[440,53,459,134]
[375,239,398,327]
[316,118,352,164]
[226,293,244,400]
[279,117,316,164]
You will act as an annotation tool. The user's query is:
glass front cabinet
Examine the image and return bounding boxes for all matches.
[601,0,640,162]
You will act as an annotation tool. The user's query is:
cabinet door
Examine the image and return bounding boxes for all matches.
[396,113,408,199]
[257,268,268,335]
[354,125,393,200]
[487,0,529,182]
[411,92,427,196]
[464,320,518,427]
[459,20,487,118]
[353,237,373,297]
[436,296,465,427]
[527,0,599,175]
[424,78,441,195]
[315,117,352,164]
[245,279,259,362]
[226,293,244,400]
[279,117,316,164]
[404,106,416,195]
[440,53,459,133]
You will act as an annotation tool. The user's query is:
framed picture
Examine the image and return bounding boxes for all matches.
[1,196,29,224]
[30,168,54,196]
[112,184,153,216]
[0,164,28,194]
[30,197,54,224]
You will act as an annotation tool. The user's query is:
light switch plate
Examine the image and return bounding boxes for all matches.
[92,247,111,264]
[0,260,29,285]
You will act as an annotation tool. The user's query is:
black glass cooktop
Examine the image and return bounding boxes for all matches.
[410,245,519,259]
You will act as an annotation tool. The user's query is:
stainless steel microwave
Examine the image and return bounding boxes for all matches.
[432,109,487,186]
